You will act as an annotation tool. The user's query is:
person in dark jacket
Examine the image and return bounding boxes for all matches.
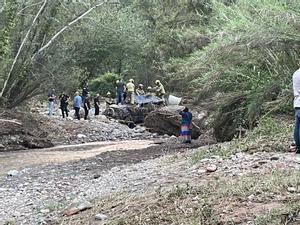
[83,94,91,120]
[116,79,125,105]
[179,107,193,143]
[94,93,100,116]
[60,93,70,118]
[82,83,89,102]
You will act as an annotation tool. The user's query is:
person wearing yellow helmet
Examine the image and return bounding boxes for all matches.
[154,80,166,103]
[126,79,135,104]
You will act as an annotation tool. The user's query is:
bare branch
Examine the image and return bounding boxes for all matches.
[32,0,108,60]
[17,1,44,15]
[0,0,48,98]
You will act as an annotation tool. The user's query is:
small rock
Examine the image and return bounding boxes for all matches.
[200,158,211,163]
[198,169,206,174]
[63,200,93,216]
[288,187,297,193]
[270,156,279,161]
[93,174,101,179]
[95,213,108,221]
[7,170,19,177]
[40,209,50,214]
[258,160,268,165]
[206,165,217,173]
[252,164,260,169]
[77,134,87,139]
[169,135,177,140]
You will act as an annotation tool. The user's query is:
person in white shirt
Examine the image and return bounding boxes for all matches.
[293,62,300,153]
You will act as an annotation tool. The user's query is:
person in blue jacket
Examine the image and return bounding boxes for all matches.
[73,91,82,120]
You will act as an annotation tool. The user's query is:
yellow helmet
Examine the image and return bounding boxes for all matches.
[107,91,111,96]
[147,86,152,90]
[155,80,160,84]
[129,79,134,82]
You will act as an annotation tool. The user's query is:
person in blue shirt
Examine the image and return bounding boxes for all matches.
[179,107,193,143]
[73,91,82,120]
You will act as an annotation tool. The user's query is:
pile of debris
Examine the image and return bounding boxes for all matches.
[0,111,53,151]
[103,104,158,124]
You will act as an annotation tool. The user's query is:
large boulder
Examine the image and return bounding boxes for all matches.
[144,106,207,139]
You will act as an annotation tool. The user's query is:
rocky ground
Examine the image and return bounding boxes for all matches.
[1,140,300,225]
[1,106,299,225]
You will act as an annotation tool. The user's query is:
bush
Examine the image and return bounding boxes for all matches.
[89,72,120,98]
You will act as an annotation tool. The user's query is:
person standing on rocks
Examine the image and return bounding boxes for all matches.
[48,89,56,116]
[179,107,193,143]
[136,84,145,96]
[94,93,100,116]
[82,82,89,102]
[83,94,91,120]
[293,62,300,154]
[73,91,82,120]
[154,80,166,104]
[116,79,125,105]
[60,93,70,118]
[105,91,114,107]
[126,79,135,105]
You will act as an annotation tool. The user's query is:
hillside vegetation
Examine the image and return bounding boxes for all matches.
[0,0,298,125]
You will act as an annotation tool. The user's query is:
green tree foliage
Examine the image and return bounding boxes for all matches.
[89,72,120,97]
[0,0,299,124]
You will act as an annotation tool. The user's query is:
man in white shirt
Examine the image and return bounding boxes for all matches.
[293,62,300,153]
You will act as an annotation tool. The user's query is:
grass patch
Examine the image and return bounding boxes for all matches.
[60,170,300,225]
[191,116,293,164]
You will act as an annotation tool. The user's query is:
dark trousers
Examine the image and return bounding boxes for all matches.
[61,105,68,118]
[294,109,300,153]
[84,106,89,120]
[95,105,99,116]
[74,107,80,120]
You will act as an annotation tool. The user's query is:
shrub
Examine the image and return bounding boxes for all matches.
[89,72,120,98]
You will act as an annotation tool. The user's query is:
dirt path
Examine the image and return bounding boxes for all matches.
[0,140,154,175]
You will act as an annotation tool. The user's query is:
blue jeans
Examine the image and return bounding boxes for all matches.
[294,109,300,152]
[48,101,54,116]
[117,91,123,104]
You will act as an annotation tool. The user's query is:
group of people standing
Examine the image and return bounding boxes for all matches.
[47,85,102,120]
[115,79,166,105]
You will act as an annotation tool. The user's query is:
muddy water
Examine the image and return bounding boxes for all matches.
[0,140,154,175]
